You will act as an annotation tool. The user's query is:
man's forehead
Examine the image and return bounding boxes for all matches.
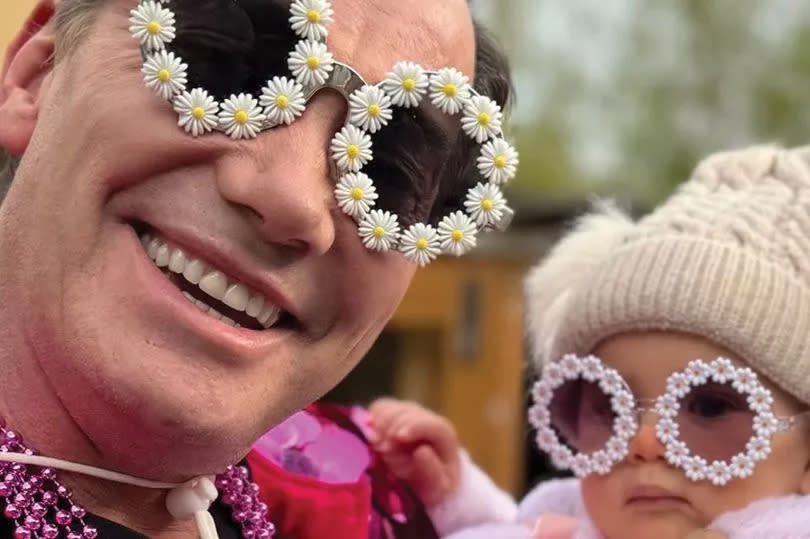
[327,0,475,83]
[108,0,475,83]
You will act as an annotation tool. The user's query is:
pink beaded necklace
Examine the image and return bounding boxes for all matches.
[0,422,276,538]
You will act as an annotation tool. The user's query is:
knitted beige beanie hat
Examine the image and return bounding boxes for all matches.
[525,144,810,404]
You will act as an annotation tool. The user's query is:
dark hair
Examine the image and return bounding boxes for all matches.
[429,20,514,224]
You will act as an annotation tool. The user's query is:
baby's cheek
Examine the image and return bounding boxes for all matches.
[580,476,621,528]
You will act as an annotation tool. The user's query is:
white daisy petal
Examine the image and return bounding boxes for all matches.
[746,436,771,461]
[560,355,581,378]
[684,359,711,385]
[683,456,708,482]
[528,404,550,428]
[550,446,573,470]
[463,182,507,227]
[571,454,592,478]
[358,210,400,252]
[218,94,266,140]
[534,427,558,452]
[288,40,334,87]
[599,369,625,395]
[706,461,732,486]
[382,61,429,108]
[591,451,612,475]
[731,454,755,479]
[142,50,188,100]
[349,85,393,133]
[334,172,378,220]
[461,95,503,143]
[399,223,441,267]
[173,88,219,137]
[665,440,689,467]
[477,138,519,185]
[130,0,176,51]
[732,367,759,394]
[429,68,471,115]
[654,394,679,419]
[437,211,478,257]
[330,125,373,172]
[531,380,554,407]
[655,418,679,444]
[580,355,604,382]
[543,363,565,387]
[289,0,334,41]
[747,387,774,414]
[710,357,736,383]
[605,437,628,461]
[260,76,306,126]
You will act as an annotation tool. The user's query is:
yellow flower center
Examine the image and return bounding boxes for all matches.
[307,9,321,23]
[403,78,416,91]
[478,112,491,127]
[157,69,171,82]
[192,107,206,120]
[368,104,381,118]
[416,238,429,251]
[275,95,289,109]
[494,155,507,169]
[306,56,320,70]
[481,199,494,212]
[351,187,364,201]
[346,145,360,159]
[147,21,162,35]
[373,226,386,239]
[234,110,249,125]
[451,229,464,242]
[442,83,458,98]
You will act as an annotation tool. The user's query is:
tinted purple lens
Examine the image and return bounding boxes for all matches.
[676,381,755,462]
[549,378,615,454]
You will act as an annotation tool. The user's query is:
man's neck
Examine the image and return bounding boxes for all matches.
[0,329,200,537]
[62,475,199,538]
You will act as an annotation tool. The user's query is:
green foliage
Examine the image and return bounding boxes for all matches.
[481,0,810,208]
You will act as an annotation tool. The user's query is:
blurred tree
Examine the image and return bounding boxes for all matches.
[473,0,810,208]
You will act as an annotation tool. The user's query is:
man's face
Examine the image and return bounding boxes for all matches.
[0,0,474,477]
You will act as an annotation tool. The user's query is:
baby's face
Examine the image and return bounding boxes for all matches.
[580,331,810,539]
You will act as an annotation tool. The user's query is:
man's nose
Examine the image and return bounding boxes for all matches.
[214,94,348,256]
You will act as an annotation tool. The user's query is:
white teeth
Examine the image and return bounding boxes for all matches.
[183,259,206,285]
[147,238,161,259]
[222,284,249,311]
[140,233,286,329]
[169,248,187,273]
[258,304,281,329]
[246,294,265,318]
[199,271,228,301]
[155,245,171,267]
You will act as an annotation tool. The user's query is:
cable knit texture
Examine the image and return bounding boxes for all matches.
[526,145,810,404]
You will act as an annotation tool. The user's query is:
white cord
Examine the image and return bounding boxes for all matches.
[0,452,180,489]
[0,452,220,539]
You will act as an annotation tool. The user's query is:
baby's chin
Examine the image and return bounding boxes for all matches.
[597,512,704,539]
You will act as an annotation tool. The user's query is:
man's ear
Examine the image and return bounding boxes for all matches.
[0,1,57,156]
